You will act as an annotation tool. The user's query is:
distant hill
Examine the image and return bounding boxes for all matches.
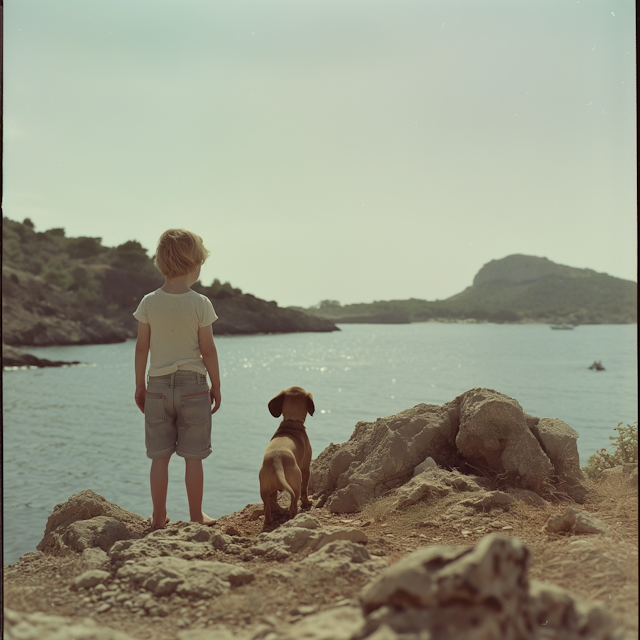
[298,255,637,325]
[1,217,337,347]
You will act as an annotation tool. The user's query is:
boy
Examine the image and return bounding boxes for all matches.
[133,229,221,529]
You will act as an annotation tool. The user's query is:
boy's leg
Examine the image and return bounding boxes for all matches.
[184,458,216,526]
[150,454,172,528]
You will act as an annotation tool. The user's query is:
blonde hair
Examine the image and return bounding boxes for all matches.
[154,229,210,278]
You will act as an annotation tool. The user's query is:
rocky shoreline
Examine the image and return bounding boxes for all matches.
[2,265,338,350]
[2,344,83,369]
[3,389,638,640]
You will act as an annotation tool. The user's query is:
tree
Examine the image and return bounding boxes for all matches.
[113,241,150,269]
[67,236,104,259]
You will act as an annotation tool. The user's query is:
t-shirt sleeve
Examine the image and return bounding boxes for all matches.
[133,297,149,323]
[199,296,218,327]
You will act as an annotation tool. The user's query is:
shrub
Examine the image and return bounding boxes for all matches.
[582,422,638,479]
[41,264,73,290]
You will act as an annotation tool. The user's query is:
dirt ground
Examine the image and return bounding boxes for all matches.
[3,473,637,640]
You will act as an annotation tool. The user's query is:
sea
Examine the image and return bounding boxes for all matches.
[2,322,637,565]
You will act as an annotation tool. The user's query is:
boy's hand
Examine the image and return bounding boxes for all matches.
[210,387,221,414]
[135,387,146,413]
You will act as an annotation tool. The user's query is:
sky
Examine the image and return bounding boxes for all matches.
[3,0,637,308]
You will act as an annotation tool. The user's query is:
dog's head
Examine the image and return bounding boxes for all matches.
[268,386,315,421]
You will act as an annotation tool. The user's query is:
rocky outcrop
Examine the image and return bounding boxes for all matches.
[528,417,587,502]
[309,402,460,513]
[2,264,338,347]
[2,267,132,347]
[37,490,148,555]
[456,389,554,492]
[309,388,587,512]
[2,343,82,368]
[352,534,617,640]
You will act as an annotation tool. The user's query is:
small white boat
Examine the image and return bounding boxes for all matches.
[550,324,575,330]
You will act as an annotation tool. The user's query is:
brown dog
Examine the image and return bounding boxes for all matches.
[259,386,314,525]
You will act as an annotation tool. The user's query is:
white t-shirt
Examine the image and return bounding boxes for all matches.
[133,289,218,377]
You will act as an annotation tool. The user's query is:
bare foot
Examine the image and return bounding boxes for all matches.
[191,512,216,527]
[148,515,170,529]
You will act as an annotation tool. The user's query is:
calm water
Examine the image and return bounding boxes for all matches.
[2,323,637,565]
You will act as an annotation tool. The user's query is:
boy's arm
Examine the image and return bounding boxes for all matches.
[135,322,151,413]
[198,324,221,414]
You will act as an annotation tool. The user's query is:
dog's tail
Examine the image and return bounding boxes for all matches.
[274,458,295,501]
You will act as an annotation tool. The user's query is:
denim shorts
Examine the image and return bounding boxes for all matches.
[144,371,212,460]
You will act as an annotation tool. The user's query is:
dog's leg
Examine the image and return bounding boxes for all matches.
[260,488,273,525]
[287,465,302,520]
[300,467,312,508]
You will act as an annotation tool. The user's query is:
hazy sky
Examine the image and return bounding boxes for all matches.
[3,0,636,307]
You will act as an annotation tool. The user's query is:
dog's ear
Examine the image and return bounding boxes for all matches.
[306,392,315,416]
[268,391,285,417]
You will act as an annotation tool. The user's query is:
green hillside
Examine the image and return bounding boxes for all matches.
[299,255,637,325]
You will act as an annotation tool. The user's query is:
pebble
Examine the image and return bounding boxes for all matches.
[95,603,111,614]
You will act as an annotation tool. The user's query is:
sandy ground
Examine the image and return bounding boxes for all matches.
[3,473,637,640]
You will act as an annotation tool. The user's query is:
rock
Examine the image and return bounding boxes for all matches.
[360,534,529,613]
[543,508,609,535]
[309,388,588,512]
[64,516,141,552]
[529,417,588,503]
[177,628,239,640]
[455,388,554,493]
[250,508,264,521]
[393,471,452,509]
[309,402,460,513]
[116,556,254,598]
[529,418,583,481]
[2,343,82,368]
[527,581,615,639]
[357,534,617,640]
[277,605,365,640]
[413,456,437,476]
[252,520,368,559]
[281,514,322,530]
[394,468,485,510]
[292,605,319,616]
[300,540,387,578]
[224,525,241,536]
[460,490,515,511]
[3,608,137,640]
[506,487,548,507]
[81,547,111,572]
[37,490,147,555]
[109,523,232,564]
[72,569,111,590]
